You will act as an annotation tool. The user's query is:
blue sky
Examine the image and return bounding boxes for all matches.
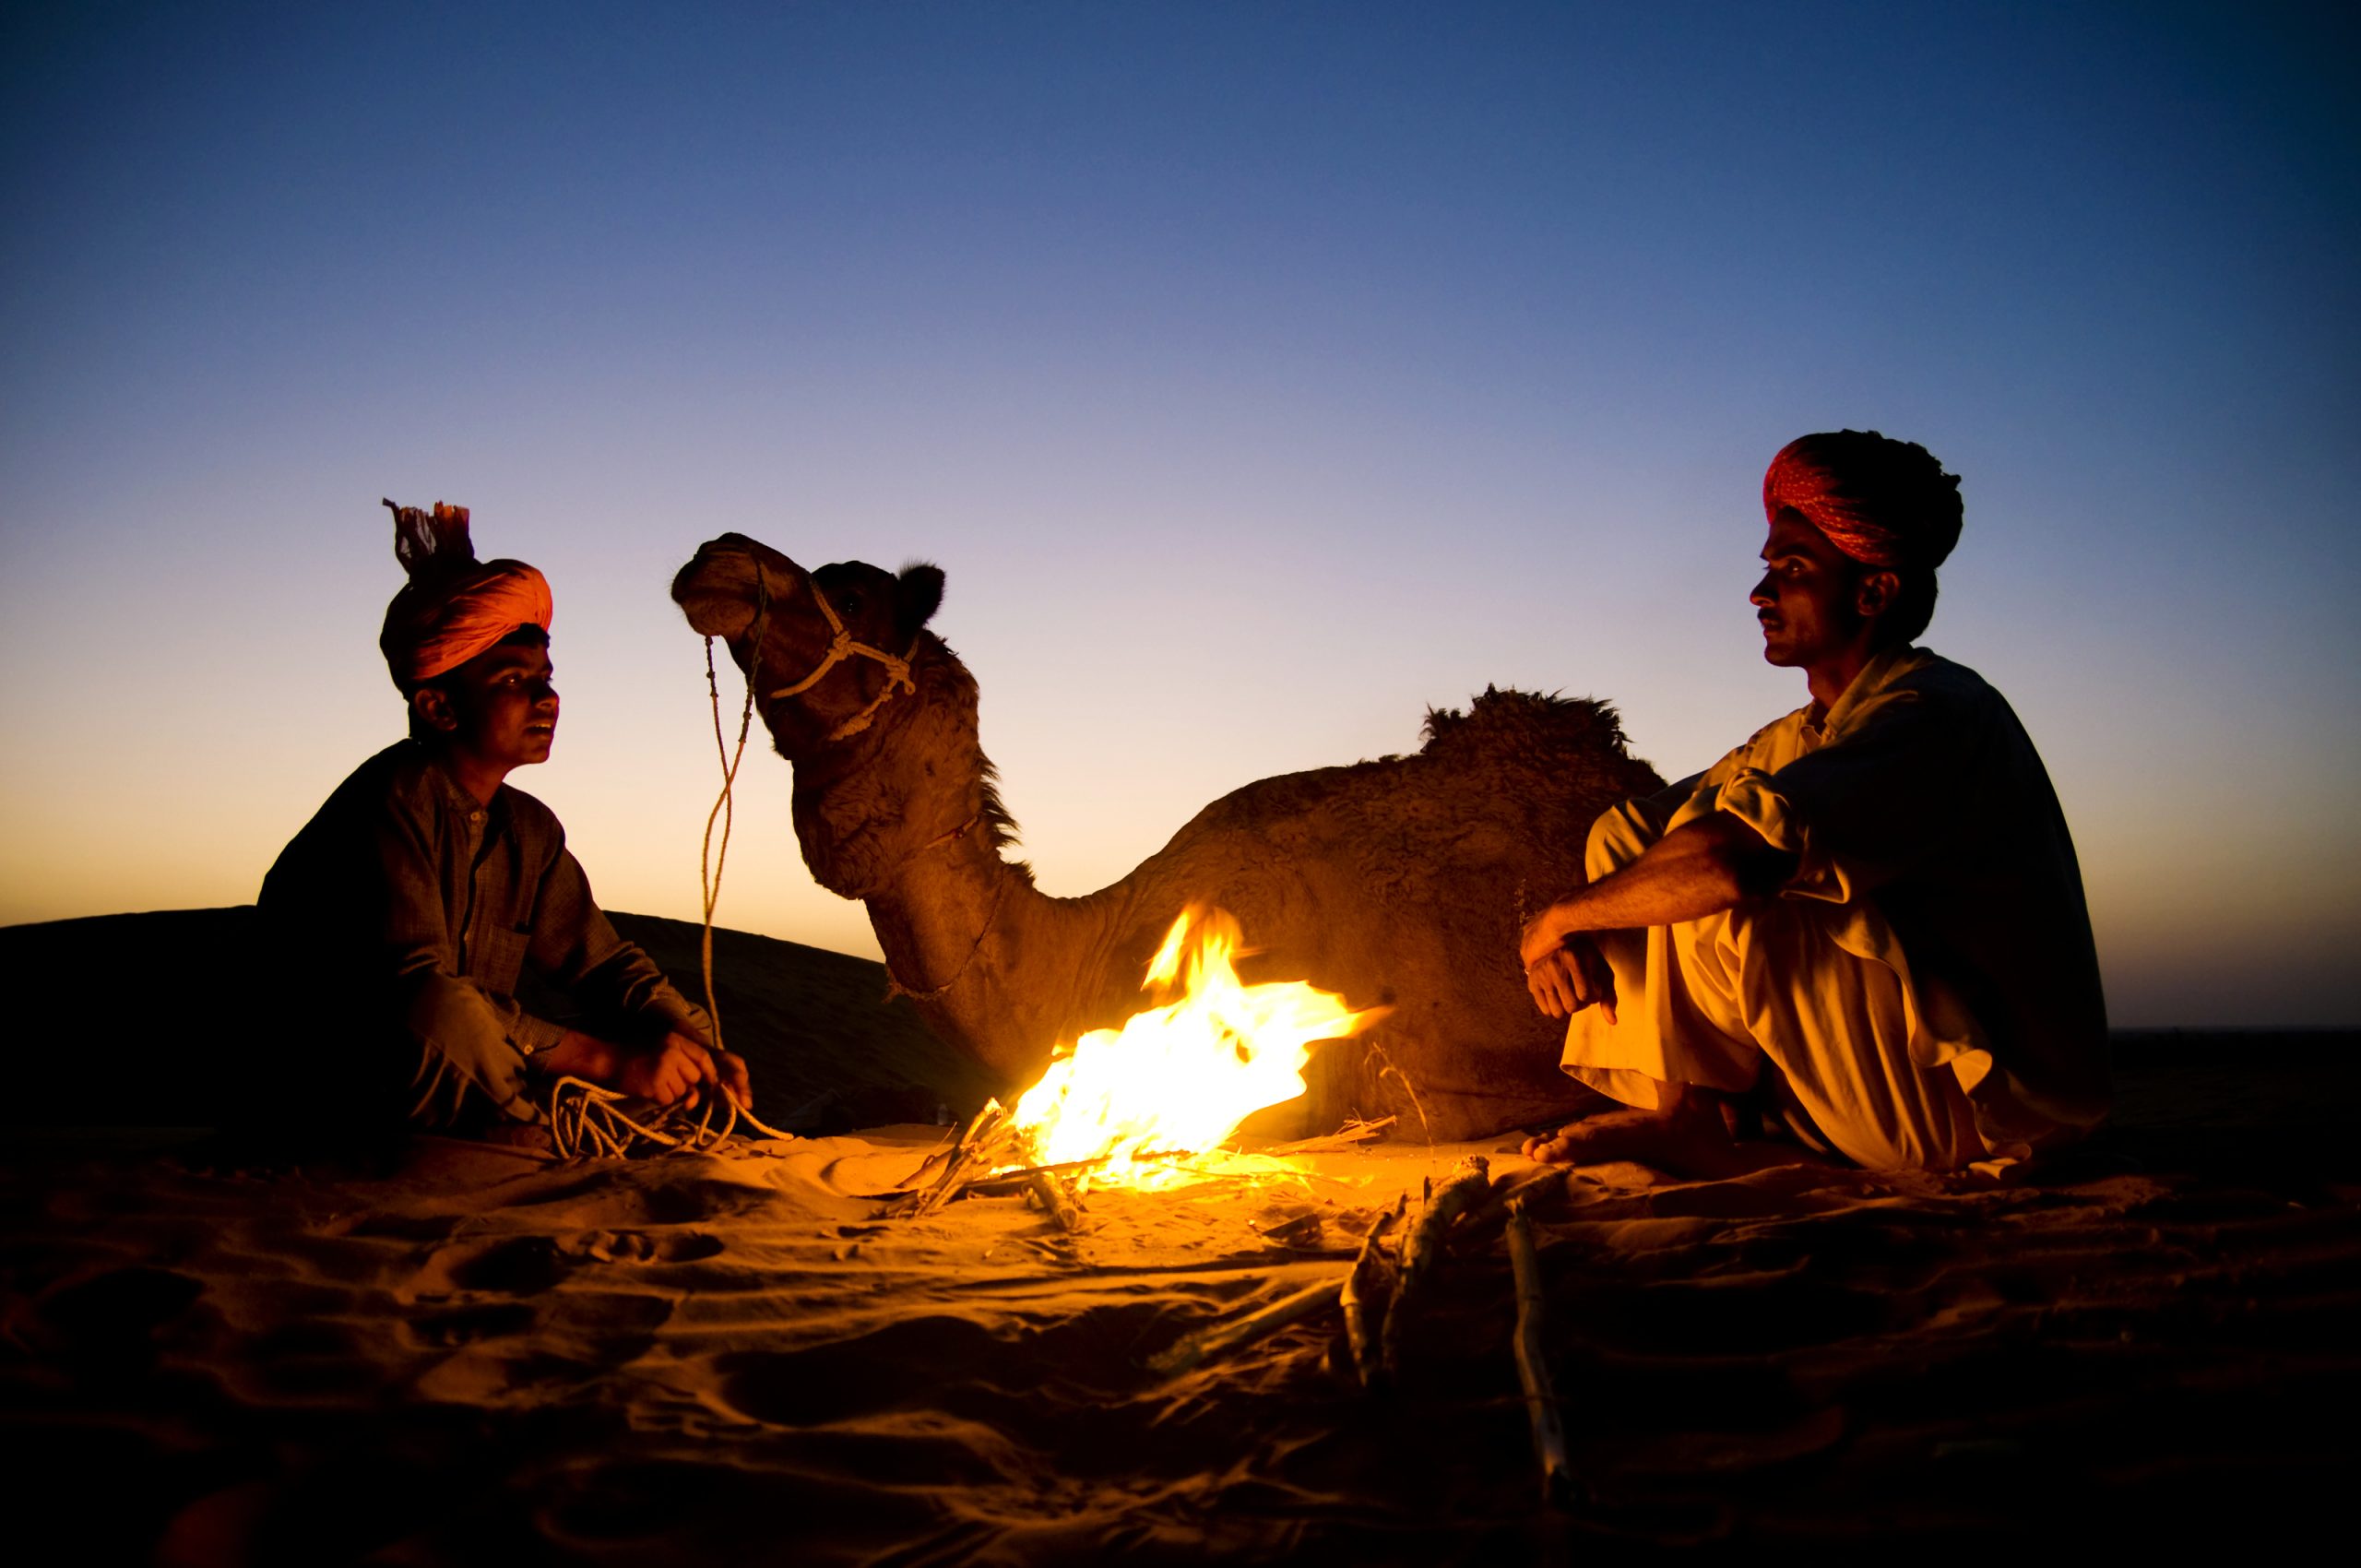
[3,2,2355,1024]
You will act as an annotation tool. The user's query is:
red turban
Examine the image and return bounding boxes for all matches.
[377,501,553,692]
[1762,431,1963,571]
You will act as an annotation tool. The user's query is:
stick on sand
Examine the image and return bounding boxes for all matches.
[1029,1170,1086,1232]
[1506,1197,1575,1507]
[1381,1154,1490,1384]
[1341,1194,1406,1393]
[897,1099,1009,1218]
[1145,1277,1346,1378]
[1261,1115,1398,1155]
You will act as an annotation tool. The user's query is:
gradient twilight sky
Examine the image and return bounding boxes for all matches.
[3,3,2355,1026]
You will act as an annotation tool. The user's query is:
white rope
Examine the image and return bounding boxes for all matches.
[543,1075,795,1160]
[765,578,920,742]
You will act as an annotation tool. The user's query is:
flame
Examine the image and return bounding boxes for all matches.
[1000,905,1379,1189]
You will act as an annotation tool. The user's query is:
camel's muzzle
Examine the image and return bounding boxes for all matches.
[671,535,768,640]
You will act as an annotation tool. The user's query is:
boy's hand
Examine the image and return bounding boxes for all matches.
[540,1028,753,1111]
[616,1031,752,1111]
[616,1031,733,1110]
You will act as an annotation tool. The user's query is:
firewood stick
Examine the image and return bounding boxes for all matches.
[1341,1194,1406,1392]
[1029,1170,1086,1232]
[902,1099,1008,1217]
[1461,1163,1570,1234]
[1381,1154,1491,1384]
[1506,1197,1574,1506]
[1261,1115,1399,1155]
[962,1146,1191,1194]
[1145,1276,1347,1378]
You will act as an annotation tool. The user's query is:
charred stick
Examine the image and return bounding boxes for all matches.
[1341,1194,1406,1393]
[1029,1170,1086,1232]
[1381,1154,1491,1384]
[1506,1198,1575,1507]
[1145,1276,1347,1378]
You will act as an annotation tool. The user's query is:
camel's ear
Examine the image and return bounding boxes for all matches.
[896,562,944,637]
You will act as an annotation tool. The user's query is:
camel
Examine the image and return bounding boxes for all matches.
[671,534,1667,1142]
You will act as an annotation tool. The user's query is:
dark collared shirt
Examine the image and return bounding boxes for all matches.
[259,741,706,1125]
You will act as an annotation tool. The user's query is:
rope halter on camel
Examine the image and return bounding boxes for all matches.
[767,578,921,742]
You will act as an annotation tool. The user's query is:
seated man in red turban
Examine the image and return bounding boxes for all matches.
[259,501,751,1135]
[1517,433,2106,1174]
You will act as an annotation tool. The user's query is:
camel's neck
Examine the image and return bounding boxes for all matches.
[862,842,1133,1083]
[780,639,1142,1084]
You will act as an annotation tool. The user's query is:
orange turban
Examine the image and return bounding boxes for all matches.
[1762,431,1963,571]
[377,501,553,692]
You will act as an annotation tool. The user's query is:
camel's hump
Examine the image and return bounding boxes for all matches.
[1158,685,1663,849]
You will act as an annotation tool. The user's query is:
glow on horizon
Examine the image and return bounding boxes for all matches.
[2,3,2355,1027]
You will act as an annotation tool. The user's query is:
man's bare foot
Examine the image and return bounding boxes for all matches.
[1521,1107,1726,1170]
[1521,1088,1822,1180]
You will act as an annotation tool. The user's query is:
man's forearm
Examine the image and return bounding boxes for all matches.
[1525,814,1790,956]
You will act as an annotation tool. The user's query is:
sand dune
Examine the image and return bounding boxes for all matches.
[0,908,993,1133]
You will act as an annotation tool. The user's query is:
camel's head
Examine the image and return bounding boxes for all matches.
[672,533,946,756]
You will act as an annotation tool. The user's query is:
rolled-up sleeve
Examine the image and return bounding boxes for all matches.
[1709,686,1983,907]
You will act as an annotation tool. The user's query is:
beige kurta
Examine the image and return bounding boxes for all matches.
[1562,646,2108,1170]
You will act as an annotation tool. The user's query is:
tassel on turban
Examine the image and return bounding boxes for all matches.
[377,500,553,692]
[1762,431,1964,571]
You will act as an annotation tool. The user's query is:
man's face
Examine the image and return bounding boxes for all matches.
[425,639,560,770]
[1750,509,1865,669]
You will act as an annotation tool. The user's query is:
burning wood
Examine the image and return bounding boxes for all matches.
[992,906,1382,1191]
[878,908,1388,1237]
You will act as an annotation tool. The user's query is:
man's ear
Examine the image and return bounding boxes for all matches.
[896,562,945,639]
[411,685,460,737]
[1856,568,1901,622]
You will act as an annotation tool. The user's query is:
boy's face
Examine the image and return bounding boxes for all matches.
[416,638,559,771]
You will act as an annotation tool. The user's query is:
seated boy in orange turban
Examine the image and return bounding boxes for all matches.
[259,501,751,1134]
[1517,433,2106,1175]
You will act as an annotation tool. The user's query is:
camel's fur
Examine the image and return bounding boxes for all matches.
[673,534,1666,1141]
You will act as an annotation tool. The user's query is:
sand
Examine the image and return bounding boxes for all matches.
[9,1039,2360,1564]
[5,908,2356,1559]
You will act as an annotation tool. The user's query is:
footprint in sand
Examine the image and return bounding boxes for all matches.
[414,1229,727,1298]
[563,1229,727,1265]
[405,1301,538,1348]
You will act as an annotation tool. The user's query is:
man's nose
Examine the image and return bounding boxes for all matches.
[1749,574,1776,606]
[531,681,558,707]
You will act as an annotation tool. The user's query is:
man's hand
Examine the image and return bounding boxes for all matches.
[1519,906,1576,970]
[617,1030,751,1111]
[1525,934,1618,1024]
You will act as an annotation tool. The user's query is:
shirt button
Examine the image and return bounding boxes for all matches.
[469,811,484,824]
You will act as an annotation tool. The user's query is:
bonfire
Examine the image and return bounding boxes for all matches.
[891,904,1386,1218]
[1000,905,1382,1187]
